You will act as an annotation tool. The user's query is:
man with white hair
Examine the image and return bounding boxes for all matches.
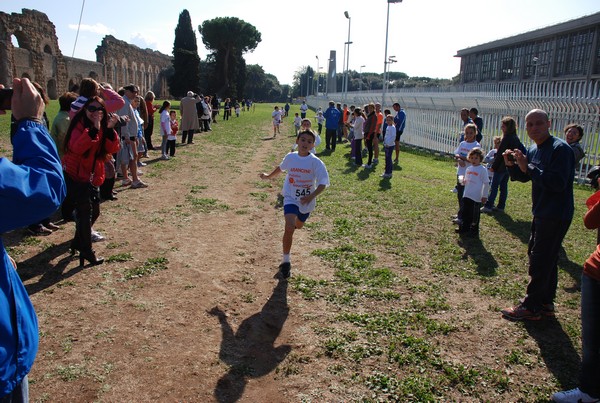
[180,91,201,144]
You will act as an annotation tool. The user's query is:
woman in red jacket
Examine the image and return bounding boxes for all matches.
[61,96,120,266]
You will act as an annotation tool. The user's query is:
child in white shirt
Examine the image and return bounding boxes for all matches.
[453,123,481,225]
[293,113,302,136]
[457,147,489,236]
[381,115,396,178]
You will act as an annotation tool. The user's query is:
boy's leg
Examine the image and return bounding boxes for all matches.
[282,213,298,255]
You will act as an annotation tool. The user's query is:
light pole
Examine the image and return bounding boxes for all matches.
[315,55,319,96]
[382,0,402,108]
[326,58,333,96]
[305,68,311,98]
[344,11,351,102]
[532,56,539,89]
[359,65,366,91]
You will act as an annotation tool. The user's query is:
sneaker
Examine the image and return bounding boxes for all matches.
[44,222,61,231]
[121,179,132,186]
[137,161,147,167]
[279,262,291,279]
[542,303,556,317]
[28,225,52,235]
[137,170,143,176]
[480,206,493,213]
[91,230,105,242]
[373,158,379,164]
[552,388,599,403]
[362,164,372,169]
[393,158,399,163]
[160,155,170,160]
[131,180,148,189]
[451,187,458,193]
[501,303,541,321]
[451,218,463,225]
[380,173,392,178]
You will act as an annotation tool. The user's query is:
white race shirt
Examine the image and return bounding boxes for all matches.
[280,152,330,214]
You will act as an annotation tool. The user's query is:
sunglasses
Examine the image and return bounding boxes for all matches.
[86,105,104,113]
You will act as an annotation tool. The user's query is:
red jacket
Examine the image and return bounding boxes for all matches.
[584,191,600,281]
[62,121,120,186]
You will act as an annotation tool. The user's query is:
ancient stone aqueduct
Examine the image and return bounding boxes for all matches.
[0,8,172,99]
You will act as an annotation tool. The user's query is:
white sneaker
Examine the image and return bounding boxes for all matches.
[131,180,148,189]
[480,206,493,213]
[160,155,170,160]
[451,187,458,193]
[91,230,105,242]
[552,388,599,403]
[362,164,372,169]
[452,218,463,225]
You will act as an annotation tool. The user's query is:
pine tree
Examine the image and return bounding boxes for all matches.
[169,10,201,97]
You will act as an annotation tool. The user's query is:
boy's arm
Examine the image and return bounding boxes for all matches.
[300,184,326,205]
[260,166,282,179]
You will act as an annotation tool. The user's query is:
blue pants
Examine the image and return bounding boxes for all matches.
[384,146,394,175]
[581,273,600,398]
[484,170,509,210]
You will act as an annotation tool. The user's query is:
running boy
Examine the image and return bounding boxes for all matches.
[456,147,489,236]
[260,130,330,278]
[293,113,302,136]
[272,106,282,137]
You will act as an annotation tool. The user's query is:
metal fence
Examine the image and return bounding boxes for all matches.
[307,80,600,181]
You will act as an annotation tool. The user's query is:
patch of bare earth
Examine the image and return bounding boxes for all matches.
[14,121,334,402]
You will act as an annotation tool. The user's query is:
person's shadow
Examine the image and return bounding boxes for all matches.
[458,235,499,276]
[524,318,580,389]
[209,278,291,402]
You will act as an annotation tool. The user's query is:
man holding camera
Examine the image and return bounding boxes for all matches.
[501,109,575,321]
[1,78,66,400]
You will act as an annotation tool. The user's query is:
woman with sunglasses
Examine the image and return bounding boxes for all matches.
[61,96,120,266]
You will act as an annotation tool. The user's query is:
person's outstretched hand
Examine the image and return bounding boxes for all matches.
[11,77,44,121]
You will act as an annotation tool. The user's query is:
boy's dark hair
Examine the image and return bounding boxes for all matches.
[79,78,99,98]
[467,147,484,161]
[59,92,78,111]
[298,130,316,141]
[564,123,584,139]
[470,107,479,115]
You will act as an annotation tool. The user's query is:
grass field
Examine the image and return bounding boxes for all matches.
[0,101,596,401]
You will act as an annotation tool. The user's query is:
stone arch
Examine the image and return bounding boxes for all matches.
[139,63,146,92]
[121,58,128,86]
[47,78,57,99]
[146,64,153,90]
[131,61,138,85]
[11,30,32,51]
[40,40,54,55]
[68,78,77,92]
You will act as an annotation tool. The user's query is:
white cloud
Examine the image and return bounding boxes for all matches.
[129,32,159,51]
[67,23,115,35]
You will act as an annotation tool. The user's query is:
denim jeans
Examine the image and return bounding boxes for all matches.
[384,146,394,175]
[523,216,572,312]
[580,273,600,398]
[484,170,509,210]
[0,375,29,403]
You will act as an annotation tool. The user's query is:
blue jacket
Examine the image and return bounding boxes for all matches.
[394,109,406,133]
[323,106,341,130]
[0,119,66,397]
[508,135,574,221]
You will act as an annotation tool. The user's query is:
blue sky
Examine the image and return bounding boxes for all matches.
[5,0,600,85]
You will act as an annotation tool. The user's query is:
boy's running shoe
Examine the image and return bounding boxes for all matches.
[551,388,599,403]
[501,303,541,321]
[279,262,291,279]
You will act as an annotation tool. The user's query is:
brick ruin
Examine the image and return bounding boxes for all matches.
[0,8,172,99]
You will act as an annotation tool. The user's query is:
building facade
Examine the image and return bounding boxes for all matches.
[455,12,600,90]
[0,9,172,99]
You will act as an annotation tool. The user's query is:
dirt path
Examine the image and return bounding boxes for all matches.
[15,118,332,402]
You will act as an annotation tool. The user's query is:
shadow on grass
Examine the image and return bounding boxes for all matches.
[458,235,499,276]
[524,318,580,389]
[18,239,84,295]
[558,247,584,290]
[489,212,532,244]
[261,136,275,141]
[209,277,290,403]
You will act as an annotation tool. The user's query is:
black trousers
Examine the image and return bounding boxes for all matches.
[62,175,100,253]
[325,128,337,150]
[144,118,154,150]
[523,217,572,312]
[182,130,194,144]
[460,198,481,233]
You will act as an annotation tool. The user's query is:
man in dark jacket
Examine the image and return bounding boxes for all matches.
[323,101,341,151]
[501,109,575,321]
